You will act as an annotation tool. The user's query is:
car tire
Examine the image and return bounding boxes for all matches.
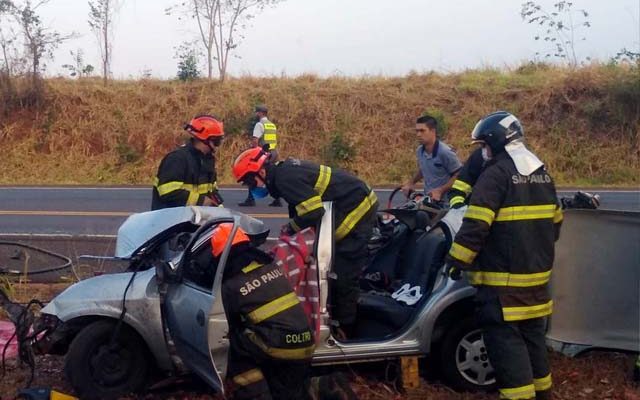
[439,315,497,392]
[64,319,150,400]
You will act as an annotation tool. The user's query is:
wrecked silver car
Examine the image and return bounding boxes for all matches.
[28,204,493,398]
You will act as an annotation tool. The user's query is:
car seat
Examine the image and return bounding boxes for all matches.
[354,225,448,339]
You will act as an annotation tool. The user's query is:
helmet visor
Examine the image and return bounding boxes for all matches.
[470,119,483,142]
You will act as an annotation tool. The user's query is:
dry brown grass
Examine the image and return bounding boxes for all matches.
[0,64,638,186]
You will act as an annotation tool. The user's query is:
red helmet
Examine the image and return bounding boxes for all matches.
[232,147,269,182]
[210,223,250,257]
[184,115,224,141]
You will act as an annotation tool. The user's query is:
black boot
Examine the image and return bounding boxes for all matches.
[269,197,283,207]
[238,195,255,207]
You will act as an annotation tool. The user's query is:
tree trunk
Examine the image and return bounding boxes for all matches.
[103,0,109,85]
[207,47,213,79]
[1,43,10,77]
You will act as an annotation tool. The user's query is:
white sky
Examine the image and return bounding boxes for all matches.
[29,0,640,78]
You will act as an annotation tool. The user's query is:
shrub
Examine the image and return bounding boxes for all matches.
[322,132,356,169]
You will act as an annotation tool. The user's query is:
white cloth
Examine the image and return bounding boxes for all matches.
[505,139,544,176]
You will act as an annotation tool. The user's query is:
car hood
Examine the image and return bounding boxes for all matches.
[41,268,157,320]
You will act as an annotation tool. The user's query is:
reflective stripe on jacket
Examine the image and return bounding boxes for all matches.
[449,147,485,207]
[222,255,315,361]
[449,151,563,321]
[266,159,378,241]
[151,142,218,210]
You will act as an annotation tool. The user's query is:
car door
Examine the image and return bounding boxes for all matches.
[162,219,234,394]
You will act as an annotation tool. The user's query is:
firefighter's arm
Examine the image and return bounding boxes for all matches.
[200,183,224,207]
[449,148,484,208]
[447,166,507,270]
[221,280,241,325]
[276,175,325,233]
[155,152,190,205]
[449,178,472,208]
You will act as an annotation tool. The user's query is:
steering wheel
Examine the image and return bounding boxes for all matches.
[387,187,413,209]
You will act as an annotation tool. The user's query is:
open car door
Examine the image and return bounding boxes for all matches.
[160,218,238,394]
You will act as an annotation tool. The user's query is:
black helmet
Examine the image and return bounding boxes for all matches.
[471,111,524,153]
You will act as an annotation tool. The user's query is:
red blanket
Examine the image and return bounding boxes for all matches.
[271,228,320,342]
[0,320,17,359]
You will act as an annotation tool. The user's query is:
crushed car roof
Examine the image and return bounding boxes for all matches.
[115,206,269,258]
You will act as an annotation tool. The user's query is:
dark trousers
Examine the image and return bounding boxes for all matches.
[476,290,551,400]
[226,331,311,400]
[331,208,377,328]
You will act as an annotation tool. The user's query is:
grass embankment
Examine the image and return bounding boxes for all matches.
[0,65,638,186]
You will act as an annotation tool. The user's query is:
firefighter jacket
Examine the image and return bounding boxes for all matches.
[151,141,218,210]
[265,158,378,241]
[448,151,563,322]
[222,248,315,361]
[449,147,485,208]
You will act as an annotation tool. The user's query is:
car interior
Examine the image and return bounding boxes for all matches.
[352,207,451,340]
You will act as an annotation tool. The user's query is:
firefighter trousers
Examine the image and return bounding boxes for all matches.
[226,332,311,400]
[476,291,552,400]
[331,209,377,329]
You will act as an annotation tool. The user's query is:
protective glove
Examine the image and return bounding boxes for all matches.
[280,223,295,237]
[206,191,224,207]
[444,256,463,281]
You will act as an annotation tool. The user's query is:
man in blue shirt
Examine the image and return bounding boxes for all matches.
[402,115,462,201]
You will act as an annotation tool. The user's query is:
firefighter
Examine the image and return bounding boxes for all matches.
[448,147,485,209]
[446,111,563,400]
[213,223,314,400]
[232,148,378,339]
[151,115,224,210]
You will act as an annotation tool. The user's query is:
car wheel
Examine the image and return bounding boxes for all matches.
[440,315,497,392]
[64,319,150,400]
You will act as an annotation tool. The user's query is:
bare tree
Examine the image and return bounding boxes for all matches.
[88,0,120,85]
[166,0,283,81]
[521,1,591,67]
[8,0,75,80]
[0,22,20,76]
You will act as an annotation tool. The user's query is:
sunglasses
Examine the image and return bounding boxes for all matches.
[208,137,223,147]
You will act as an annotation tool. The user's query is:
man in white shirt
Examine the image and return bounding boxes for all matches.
[239,104,282,207]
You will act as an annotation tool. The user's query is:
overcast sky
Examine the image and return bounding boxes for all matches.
[33,0,640,79]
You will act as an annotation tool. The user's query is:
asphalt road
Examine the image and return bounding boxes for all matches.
[0,186,638,237]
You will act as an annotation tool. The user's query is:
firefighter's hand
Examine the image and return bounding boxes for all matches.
[203,192,223,207]
[210,191,224,206]
[429,188,443,201]
[444,257,463,280]
[280,223,295,237]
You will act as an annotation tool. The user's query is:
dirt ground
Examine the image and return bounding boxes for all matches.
[0,351,638,400]
[1,285,638,400]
